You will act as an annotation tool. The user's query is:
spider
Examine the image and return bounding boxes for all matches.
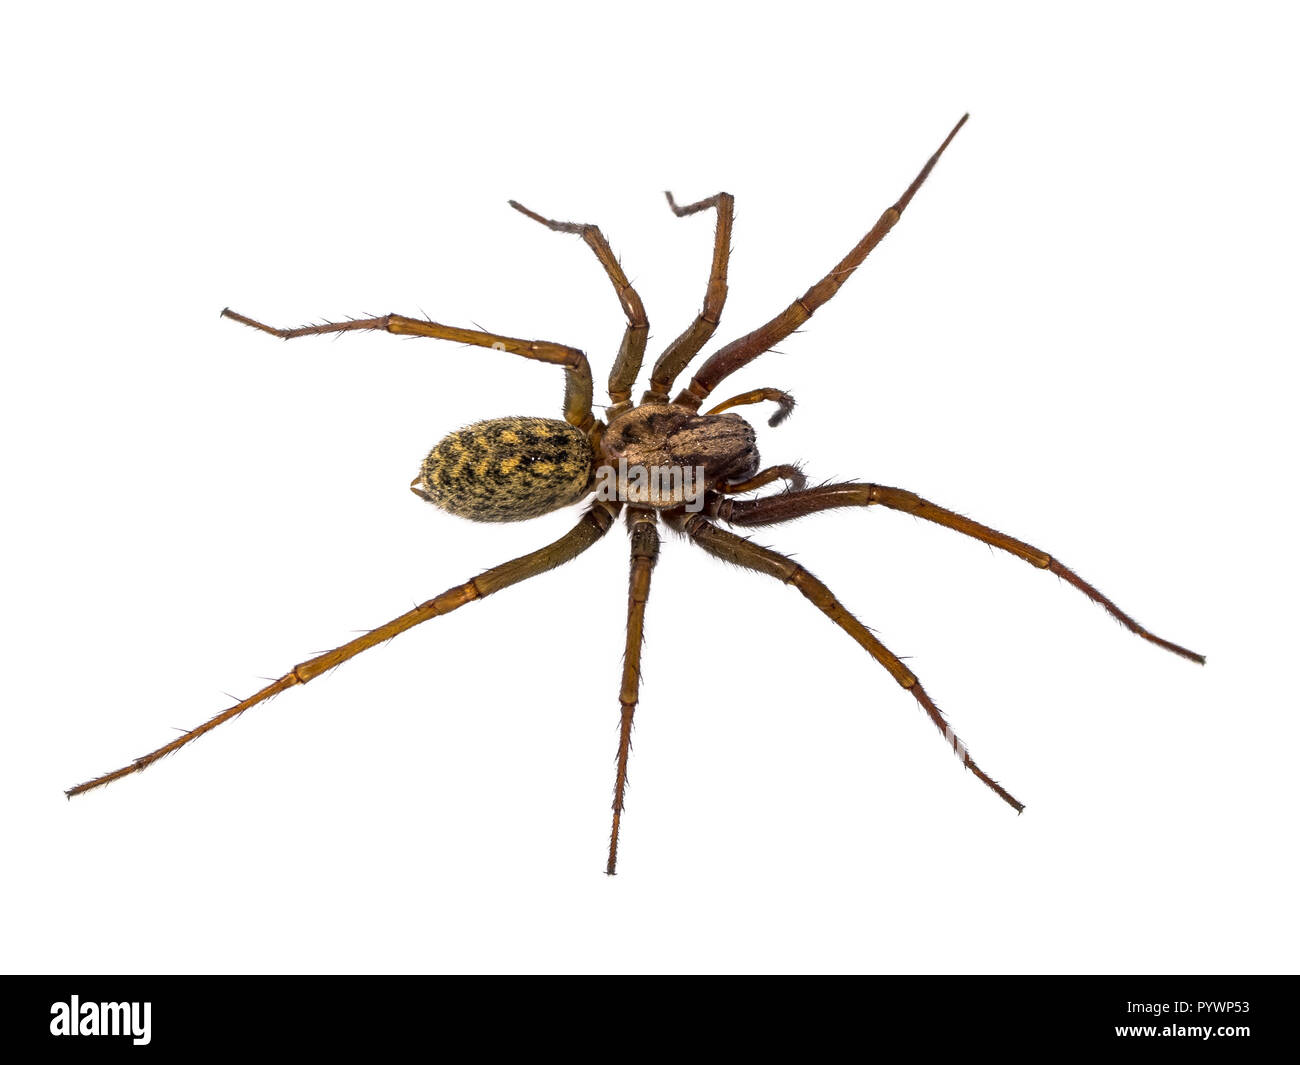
[68,114,1203,874]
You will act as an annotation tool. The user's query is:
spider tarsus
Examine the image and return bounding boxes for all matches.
[1153,637,1206,665]
[508,199,583,234]
[1046,558,1205,665]
[506,198,535,220]
[893,112,970,216]
[663,189,732,219]
[768,394,795,427]
[664,190,686,216]
[967,762,1024,813]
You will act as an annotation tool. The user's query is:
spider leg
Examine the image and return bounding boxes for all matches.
[705,387,796,427]
[508,201,649,413]
[67,501,620,798]
[220,309,596,432]
[673,115,968,411]
[712,482,1205,664]
[644,191,734,402]
[607,507,660,875]
[665,511,1023,811]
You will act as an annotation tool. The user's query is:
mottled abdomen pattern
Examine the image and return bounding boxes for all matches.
[416,417,594,522]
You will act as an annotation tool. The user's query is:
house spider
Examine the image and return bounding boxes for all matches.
[68,115,1203,874]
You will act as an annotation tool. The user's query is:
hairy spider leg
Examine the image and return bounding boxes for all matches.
[674,114,968,411]
[711,483,1205,664]
[608,508,660,875]
[219,309,596,432]
[667,511,1024,812]
[645,191,735,402]
[67,502,621,797]
[508,200,649,413]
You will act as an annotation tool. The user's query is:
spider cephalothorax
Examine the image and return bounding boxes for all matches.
[599,405,760,507]
[69,115,1204,875]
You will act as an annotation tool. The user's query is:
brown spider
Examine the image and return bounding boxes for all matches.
[67,114,1203,874]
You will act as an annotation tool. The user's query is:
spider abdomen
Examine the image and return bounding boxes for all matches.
[415,416,594,522]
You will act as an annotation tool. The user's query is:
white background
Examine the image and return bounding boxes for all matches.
[4,2,1295,975]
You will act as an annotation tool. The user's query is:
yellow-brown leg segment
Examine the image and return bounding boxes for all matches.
[718,464,807,495]
[712,483,1205,664]
[705,387,796,427]
[508,200,649,413]
[667,511,1024,812]
[674,116,968,410]
[608,508,660,875]
[67,502,620,798]
[220,308,596,432]
[645,191,734,402]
